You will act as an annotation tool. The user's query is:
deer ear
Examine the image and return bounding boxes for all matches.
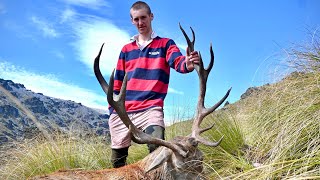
[146,148,171,173]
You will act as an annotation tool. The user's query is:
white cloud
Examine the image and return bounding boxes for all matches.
[53,6,130,76]
[59,0,110,10]
[0,61,108,111]
[30,15,59,38]
[60,8,76,23]
[70,17,130,76]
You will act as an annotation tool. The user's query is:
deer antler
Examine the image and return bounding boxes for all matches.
[179,24,232,147]
[94,44,188,157]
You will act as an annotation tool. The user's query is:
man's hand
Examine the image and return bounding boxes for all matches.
[186,50,200,71]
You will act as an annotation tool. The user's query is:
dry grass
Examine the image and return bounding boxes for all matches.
[202,30,320,179]
[220,71,320,179]
[0,135,111,180]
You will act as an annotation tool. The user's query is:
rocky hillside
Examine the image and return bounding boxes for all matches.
[0,78,109,145]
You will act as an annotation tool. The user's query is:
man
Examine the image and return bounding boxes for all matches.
[109,1,200,168]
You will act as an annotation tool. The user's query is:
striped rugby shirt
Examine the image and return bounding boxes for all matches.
[110,34,191,114]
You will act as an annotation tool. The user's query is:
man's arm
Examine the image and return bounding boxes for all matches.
[165,39,199,73]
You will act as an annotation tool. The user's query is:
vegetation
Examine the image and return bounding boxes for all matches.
[0,135,112,179]
[0,31,319,179]
[203,30,320,179]
[206,71,320,179]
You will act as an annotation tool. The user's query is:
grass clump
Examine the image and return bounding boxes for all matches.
[0,134,111,180]
[215,30,320,179]
[228,71,320,179]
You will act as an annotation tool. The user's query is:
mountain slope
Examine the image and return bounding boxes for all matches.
[0,78,109,145]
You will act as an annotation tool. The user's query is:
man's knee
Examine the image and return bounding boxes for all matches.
[144,125,165,153]
[111,147,129,168]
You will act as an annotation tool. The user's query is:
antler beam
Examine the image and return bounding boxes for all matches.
[179,24,232,147]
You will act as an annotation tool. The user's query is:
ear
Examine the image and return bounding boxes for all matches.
[145,148,171,173]
[150,13,154,20]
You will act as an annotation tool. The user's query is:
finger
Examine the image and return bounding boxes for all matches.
[190,51,198,55]
[192,58,200,63]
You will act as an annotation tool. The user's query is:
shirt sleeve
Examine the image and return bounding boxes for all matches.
[165,39,191,73]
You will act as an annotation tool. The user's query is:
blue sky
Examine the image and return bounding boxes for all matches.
[0,0,319,123]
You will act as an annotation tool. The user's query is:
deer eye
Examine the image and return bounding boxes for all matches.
[188,138,198,147]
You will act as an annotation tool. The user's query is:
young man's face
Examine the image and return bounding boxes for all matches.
[130,8,153,35]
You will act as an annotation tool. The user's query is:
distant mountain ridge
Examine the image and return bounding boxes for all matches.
[0,78,109,145]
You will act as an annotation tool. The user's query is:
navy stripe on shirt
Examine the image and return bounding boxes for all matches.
[128,68,169,84]
[168,52,184,69]
[123,47,166,61]
[126,90,166,101]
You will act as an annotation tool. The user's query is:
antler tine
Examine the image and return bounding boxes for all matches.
[94,44,188,157]
[195,43,214,83]
[207,43,214,73]
[179,23,195,55]
[179,25,231,147]
[94,43,109,95]
[204,88,232,118]
[190,26,195,49]
[107,70,133,129]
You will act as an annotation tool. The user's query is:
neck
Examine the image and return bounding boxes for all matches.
[139,30,152,42]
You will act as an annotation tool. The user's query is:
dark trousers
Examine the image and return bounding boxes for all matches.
[111,125,165,168]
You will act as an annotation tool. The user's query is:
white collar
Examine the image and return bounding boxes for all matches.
[130,31,158,41]
[131,32,157,50]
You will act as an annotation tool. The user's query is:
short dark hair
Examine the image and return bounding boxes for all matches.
[130,1,152,17]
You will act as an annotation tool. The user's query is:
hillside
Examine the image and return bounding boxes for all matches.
[0,78,110,146]
[207,70,320,179]
[163,70,319,179]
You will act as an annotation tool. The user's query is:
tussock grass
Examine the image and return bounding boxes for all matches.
[223,71,320,179]
[0,135,111,180]
[206,30,320,179]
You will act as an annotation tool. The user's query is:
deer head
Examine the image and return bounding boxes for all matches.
[93,24,231,179]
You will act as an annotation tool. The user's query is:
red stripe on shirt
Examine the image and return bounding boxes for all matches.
[127,78,168,93]
[125,57,170,74]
